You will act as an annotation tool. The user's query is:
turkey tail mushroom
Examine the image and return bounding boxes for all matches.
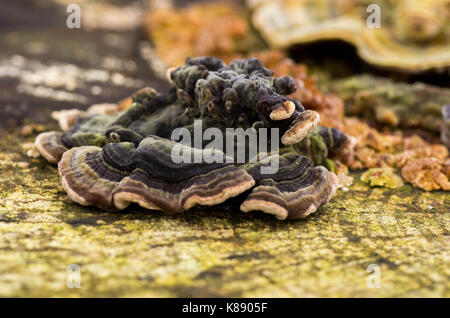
[58,136,255,213]
[280,110,320,145]
[240,153,337,220]
[35,131,69,163]
[35,56,345,220]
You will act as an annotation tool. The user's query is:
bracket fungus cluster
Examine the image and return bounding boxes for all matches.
[249,0,450,72]
[35,57,351,220]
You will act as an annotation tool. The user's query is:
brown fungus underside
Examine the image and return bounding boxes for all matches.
[35,57,351,219]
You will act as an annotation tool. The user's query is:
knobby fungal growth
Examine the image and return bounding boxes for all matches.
[35,57,352,220]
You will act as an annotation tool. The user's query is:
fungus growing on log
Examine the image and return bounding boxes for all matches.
[35,56,351,219]
[34,131,68,164]
[240,153,337,220]
[59,137,256,212]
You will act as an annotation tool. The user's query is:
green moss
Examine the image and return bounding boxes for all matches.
[329,75,450,132]
[0,129,448,297]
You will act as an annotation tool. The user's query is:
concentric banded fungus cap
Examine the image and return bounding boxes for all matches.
[280,110,320,145]
[58,136,255,213]
[34,131,68,163]
[34,113,115,164]
[240,153,337,220]
[59,145,126,210]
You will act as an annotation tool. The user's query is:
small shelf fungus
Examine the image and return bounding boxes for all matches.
[249,0,450,72]
[35,57,352,220]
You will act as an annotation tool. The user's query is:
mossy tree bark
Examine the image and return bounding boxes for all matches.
[0,131,448,297]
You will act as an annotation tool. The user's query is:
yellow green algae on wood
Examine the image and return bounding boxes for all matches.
[361,168,404,188]
[0,129,449,297]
